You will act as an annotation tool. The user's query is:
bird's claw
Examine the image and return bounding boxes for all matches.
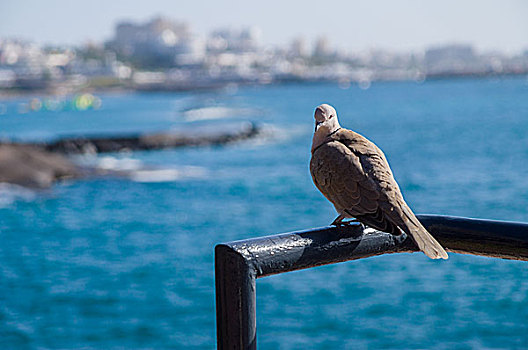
[332,220,354,226]
[331,216,363,228]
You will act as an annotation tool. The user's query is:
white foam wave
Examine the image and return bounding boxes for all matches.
[0,183,36,208]
[130,166,207,183]
[236,123,310,147]
[183,106,255,122]
[97,156,143,171]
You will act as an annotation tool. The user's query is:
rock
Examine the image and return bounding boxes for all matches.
[43,122,261,154]
[0,144,80,188]
[0,122,262,187]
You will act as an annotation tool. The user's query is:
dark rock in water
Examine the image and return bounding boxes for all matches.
[0,144,80,188]
[0,122,262,187]
[44,122,261,154]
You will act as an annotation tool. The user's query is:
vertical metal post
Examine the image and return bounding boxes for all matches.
[215,244,257,349]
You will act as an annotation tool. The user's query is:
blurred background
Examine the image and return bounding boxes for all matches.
[1,1,527,349]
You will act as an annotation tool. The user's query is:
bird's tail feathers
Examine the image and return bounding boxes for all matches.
[401,206,448,260]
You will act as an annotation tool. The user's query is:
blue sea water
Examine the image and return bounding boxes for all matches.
[1,77,528,349]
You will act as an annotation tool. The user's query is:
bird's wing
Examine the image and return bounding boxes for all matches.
[311,128,448,259]
[311,129,406,234]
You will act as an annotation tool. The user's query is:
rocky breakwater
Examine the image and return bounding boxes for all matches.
[43,122,261,154]
[0,122,262,187]
[0,144,80,188]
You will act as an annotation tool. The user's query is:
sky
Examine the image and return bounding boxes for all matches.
[1,0,527,53]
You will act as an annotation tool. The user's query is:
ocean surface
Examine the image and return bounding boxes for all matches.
[1,78,528,349]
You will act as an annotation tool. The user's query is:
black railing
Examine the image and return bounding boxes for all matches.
[215,214,528,349]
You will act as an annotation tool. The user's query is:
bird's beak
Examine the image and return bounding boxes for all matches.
[315,120,323,132]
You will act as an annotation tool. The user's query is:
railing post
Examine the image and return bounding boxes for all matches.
[215,244,257,350]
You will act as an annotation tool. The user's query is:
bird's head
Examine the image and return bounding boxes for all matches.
[314,104,340,134]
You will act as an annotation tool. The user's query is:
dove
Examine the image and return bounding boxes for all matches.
[310,104,448,259]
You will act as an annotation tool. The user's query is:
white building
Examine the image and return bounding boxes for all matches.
[108,16,205,67]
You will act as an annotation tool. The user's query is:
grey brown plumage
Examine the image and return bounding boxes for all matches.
[310,105,448,260]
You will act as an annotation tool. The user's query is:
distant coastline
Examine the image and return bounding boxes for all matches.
[2,16,527,98]
[1,71,526,100]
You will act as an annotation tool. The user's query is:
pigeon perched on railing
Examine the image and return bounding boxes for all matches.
[310,104,448,259]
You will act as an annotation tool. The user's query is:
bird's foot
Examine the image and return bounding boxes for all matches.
[331,215,362,227]
[336,220,356,226]
[331,214,345,226]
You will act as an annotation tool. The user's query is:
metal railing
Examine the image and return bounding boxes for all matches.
[214,214,528,349]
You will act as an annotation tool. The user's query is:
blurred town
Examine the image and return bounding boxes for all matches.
[1,16,528,95]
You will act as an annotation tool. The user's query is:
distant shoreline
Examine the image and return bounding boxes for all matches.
[1,72,526,99]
